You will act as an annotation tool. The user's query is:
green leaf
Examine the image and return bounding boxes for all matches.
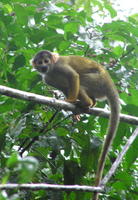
[56,3,70,9]
[4,4,13,13]
[113,123,130,148]
[64,22,79,34]
[19,156,39,183]
[13,54,26,68]
[59,41,70,51]
[129,13,138,23]
[7,152,18,168]
[104,2,117,18]
[29,28,46,44]
[64,160,82,185]
[47,15,62,26]
[125,135,138,168]
[115,171,133,186]
[10,117,26,137]
[56,127,69,136]
[12,0,42,4]
[14,4,28,25]
[113,181,127,191]
[0,20,8,38]
[80,137,102,172]
[112,46,124,57]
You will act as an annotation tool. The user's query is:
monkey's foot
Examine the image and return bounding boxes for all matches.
[72,114,81,121]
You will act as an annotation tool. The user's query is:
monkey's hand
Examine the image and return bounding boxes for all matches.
[65,98,77,103]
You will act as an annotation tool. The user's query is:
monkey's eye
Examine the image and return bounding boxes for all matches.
[44,59,49,63]
[38,60,43,65]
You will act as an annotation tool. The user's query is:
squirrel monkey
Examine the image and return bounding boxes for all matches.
[32,50,120,199]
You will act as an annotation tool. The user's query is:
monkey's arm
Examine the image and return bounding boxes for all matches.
[57,64,80,103]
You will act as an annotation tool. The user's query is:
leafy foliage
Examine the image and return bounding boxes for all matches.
[0,0,138,199]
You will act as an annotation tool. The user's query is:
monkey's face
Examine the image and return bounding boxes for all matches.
[32,51,52,74]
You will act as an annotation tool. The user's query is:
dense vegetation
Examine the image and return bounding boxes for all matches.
[0,0,138,199]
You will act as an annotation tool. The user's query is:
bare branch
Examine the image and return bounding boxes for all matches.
[0,85,138,125]
[88,108,138,125]
[101,127,138,186]
[0,85,75,111]
[0,183,104,192]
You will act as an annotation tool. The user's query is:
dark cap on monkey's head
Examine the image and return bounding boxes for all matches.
[33,50,52,64]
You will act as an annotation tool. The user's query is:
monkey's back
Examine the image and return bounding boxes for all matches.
[59,56,103,74]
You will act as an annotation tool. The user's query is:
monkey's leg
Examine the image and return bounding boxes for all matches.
[78,88,96,108]
[73,89,96,121]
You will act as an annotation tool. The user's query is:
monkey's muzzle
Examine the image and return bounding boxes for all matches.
[35,65,48,73]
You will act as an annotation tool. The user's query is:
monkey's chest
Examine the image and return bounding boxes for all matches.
[44,73,69,95]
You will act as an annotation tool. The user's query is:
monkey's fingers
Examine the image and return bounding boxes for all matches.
[91,100,97,107]
[73,114,81,121]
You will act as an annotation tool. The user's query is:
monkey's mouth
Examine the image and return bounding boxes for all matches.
[35,66,48,73]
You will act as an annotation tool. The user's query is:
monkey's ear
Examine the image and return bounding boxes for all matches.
[51,53,59,64]
[30,58,35,66]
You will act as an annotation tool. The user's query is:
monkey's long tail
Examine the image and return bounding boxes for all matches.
[93,91,120,200]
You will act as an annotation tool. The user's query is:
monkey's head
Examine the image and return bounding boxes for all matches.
[32,50,54,74]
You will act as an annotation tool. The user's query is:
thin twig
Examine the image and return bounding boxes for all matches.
[0,183,104,192]
[101,127,138,186]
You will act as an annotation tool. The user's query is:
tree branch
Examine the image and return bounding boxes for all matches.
[0,85,138,125]
[101,127,138,186]
[0,183,103,192]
